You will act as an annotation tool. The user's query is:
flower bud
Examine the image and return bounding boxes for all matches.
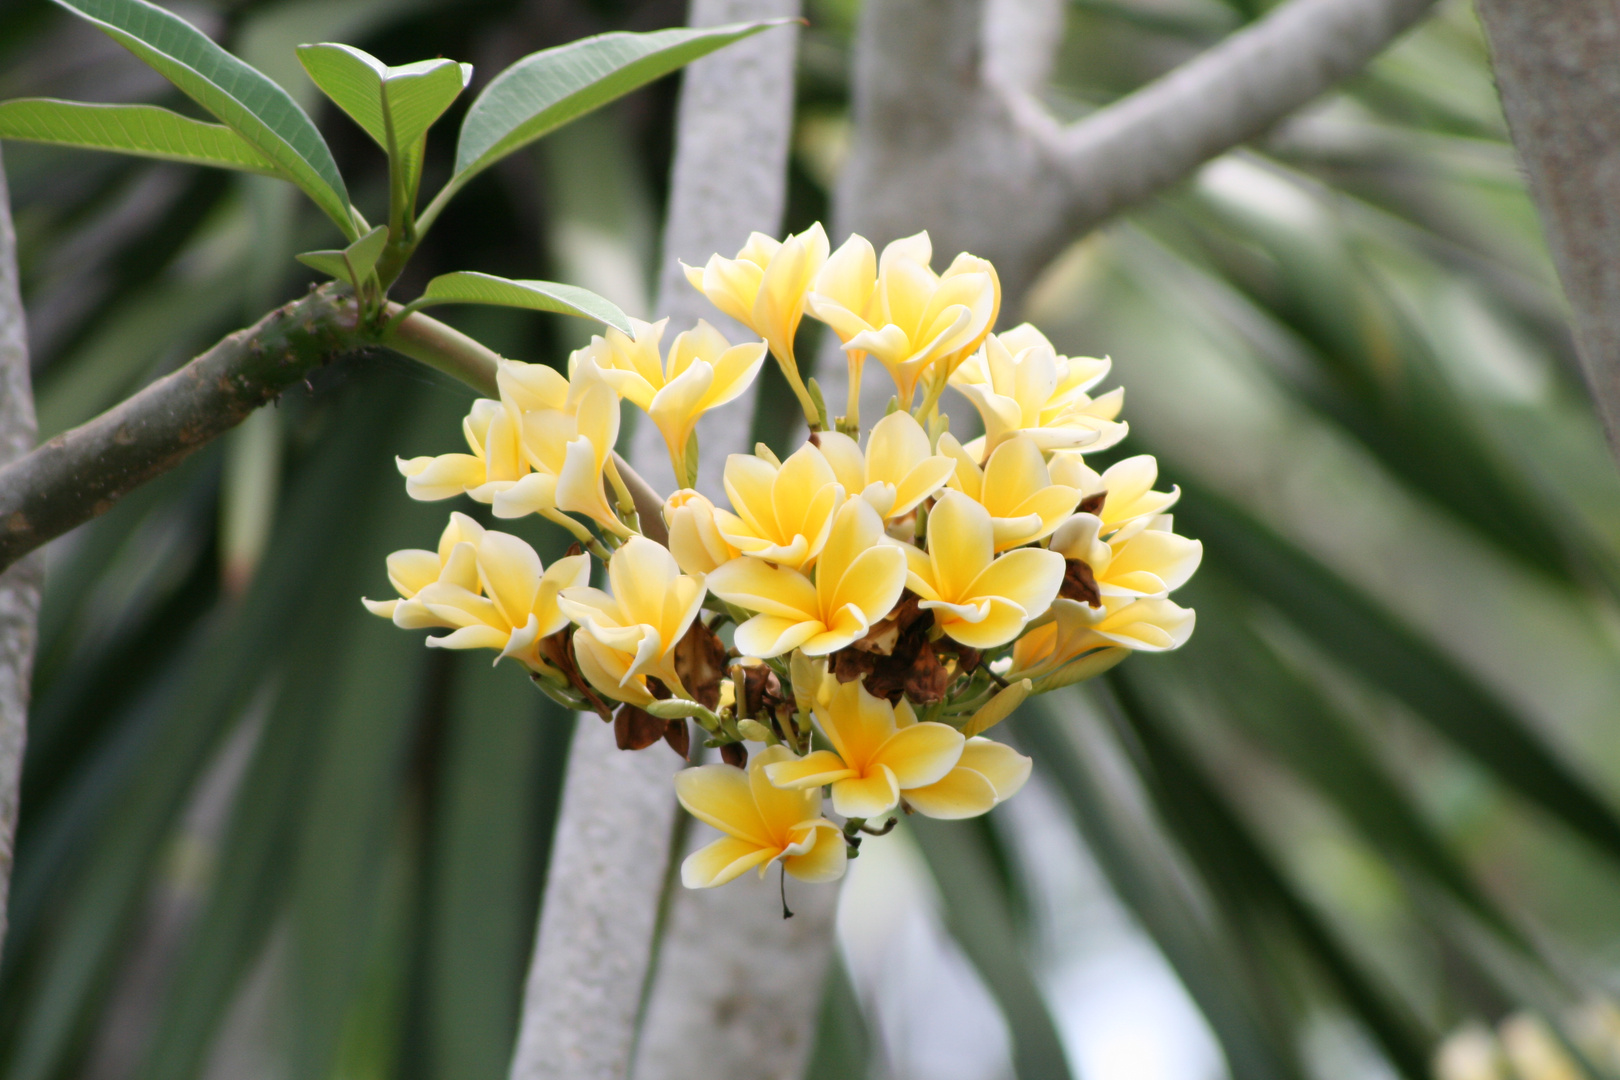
[663,489,737,575]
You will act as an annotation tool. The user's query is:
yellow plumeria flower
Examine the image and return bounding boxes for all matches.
[904,490,1065,648]
[369,522,590,672]
[815,410,955,524]
[1047,453,1180,536]
[950,324,1126,456]
[576,317,767,487]
[396,396,525,502]
[716,442,846,571]
[937,433,1082,551]
[807,231,999,409]
[362,511,487,628]
[707,497,908,657]
[662,489,739,575]
[683,223,828,425]
[548,367,631,537]
[903,736,1032,820]
[764,677,964,819]
[1049,513,1203,600]
[557,536,706,706]
[1012,595,1196,676]
[675,744,846,888]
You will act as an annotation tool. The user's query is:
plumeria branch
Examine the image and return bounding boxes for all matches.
[0,146,40,958]
[838,0,1440,310]
[0,277,674,574]
[1475,0,1620,463]
[0,284,365,574]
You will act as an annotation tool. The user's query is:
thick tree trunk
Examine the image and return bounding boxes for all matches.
[626,6,846,1080]
[507,5,809,1079]
[0,148,42,958]
[1476,0,1620,463]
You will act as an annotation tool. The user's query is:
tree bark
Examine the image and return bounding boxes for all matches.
[1476,0,1620,463]
[507,6,815,1080]
[630,7,844,1077]
[0,285,364,574]
[0,146,42,958]
[835,0,1438,311]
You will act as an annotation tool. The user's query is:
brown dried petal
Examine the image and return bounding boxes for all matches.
[853,591,925,655]
[614,705,668,751]
[673,621,728,709]
[720,742,748,769]
[1060,558,1102,607]
[1078,492,1106,517]
[538,628,615,719]
[735,661,785,719]
[663,718,691,760]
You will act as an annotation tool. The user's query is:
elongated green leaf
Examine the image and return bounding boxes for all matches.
[297,225,389,287]
[415,271,632,333]
[297,45,469,152]
[1103,677,1434,1080]
[1175,579,1536,955]
[1176,487,1620,863]
[422,21,786,223]
[0,99,278,174]
[296,43,469,206]
[911,817,1076,1080]
[46,0,353,235]
[1019,701,1310,1080]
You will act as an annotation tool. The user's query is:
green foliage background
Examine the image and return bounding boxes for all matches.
[5,0,1620,1077]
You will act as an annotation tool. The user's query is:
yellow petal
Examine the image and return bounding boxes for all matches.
[427,624,511,652]
[399,453,486,501]
[386,549,441,598]
[534,553,591,637]
[925,491,995,601]
[681,836,776,888]
[707,558,819,620]
[871,721,964,789]
[734,615,822,659]
[676,762,773,845]
[750,744,825,837]
[362,597,399,619]
[491,472,558,520]
[475,531,542,629]
[830,766,901,819]
[956,738,1032,800]
[783,822,847,883]
[968,548,1065,620]
[814,678,895,771]
[901,766,998,820]
[764,749,855,790]
[814,430,866,495]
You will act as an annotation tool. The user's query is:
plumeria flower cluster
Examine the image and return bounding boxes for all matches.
[365,224,1201,899]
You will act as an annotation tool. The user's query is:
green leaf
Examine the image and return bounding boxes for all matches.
[297,45,470,151]
[1103,676,1434,1079]
[1020,701,1311,1080]
[415,271,633,333]
[1176,487,1620,863]
[297,225,389,287]
[296,44,470,201]
[0,99,279,174]
[911,817,1077,1080]
[420,21,787,227]
[46,0,353,236]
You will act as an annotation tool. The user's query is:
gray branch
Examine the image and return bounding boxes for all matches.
[631,3,846,1074]
[1475,0,1620,462]
[836,0,1438,311]
[0,284,365,574]
[0,147,41,958]
[1054,0,1439,243]
[507,6,817,1080]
